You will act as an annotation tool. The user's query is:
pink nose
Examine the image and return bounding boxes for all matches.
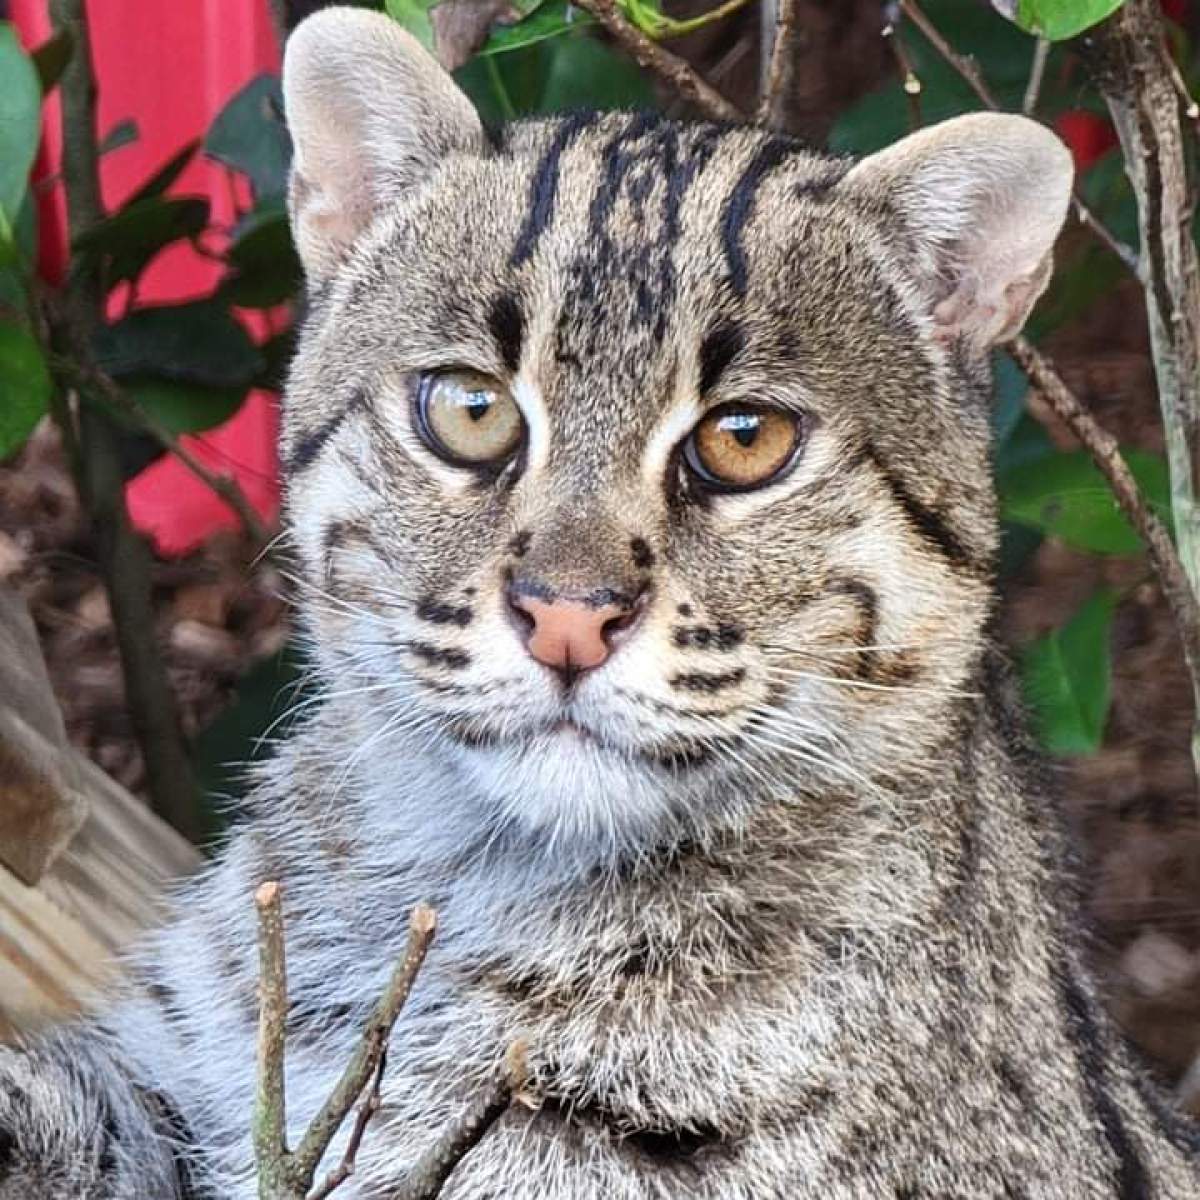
[508,592,638,677]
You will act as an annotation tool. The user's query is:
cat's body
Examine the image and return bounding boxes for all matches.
[4,8,1200,1197]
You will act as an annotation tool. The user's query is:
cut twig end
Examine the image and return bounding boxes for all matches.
[410,902,438,937]
[256,880,283,910]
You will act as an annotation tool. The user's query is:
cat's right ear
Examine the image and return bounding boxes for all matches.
[282,7,485,283]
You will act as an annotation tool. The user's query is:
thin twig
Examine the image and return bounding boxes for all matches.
[1079,0,1200,781]
[1023,36,1050,116]
[899,0,1137,271]
[252,895,440,1199]
[290,905,439,1185]
[571,0,743,122]
[389,1042,529,1200]
[306,1048,389,1200]
[756,0,798,129]
[1010,336,1200,711]
[48,0,202,840]
[881,6,923,132]
[71,361,273,548]
[254,882,292,1200]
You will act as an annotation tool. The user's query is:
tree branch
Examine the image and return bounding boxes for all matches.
[47,0,202,840]
[61,358,274,548]
[1079,0,1200,778]
[898,0,1138,271]
[389,1042,529,1200]
[1009,336,1200,692]
[570,0,743,122]
[756,0,798,129]
[291,904,438,1185]
[254,882,291,1200]
[252,892,442,1199]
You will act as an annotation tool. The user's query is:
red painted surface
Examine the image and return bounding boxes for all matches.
[1054,110,1119,173]
[11,0,282,556]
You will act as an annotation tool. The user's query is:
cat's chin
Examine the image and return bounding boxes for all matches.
[444,722,714,849]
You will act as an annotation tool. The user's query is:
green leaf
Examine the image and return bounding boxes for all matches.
[125,139,199,206]
[219,201,301,309]
[1000,447,1171,554]
[94,301,263,390]
[254,330,296,393]
[1011,0,1125,41]
[0,322,51,458]
[98,118,140,156]
[383,0,438,49]
[120,377,246,435]
[30,28,73,95]
[479,1,594,54]
[537,31,654,111]
[74,195,210,287]
[0,24,42,248]
[205,75,292,201]
[1021,589,1117,755]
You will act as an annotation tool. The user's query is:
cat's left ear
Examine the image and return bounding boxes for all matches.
[283,7,485,283]
[842,113,1073,347]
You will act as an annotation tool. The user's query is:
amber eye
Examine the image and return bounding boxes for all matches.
[683,405,803,491]
[415,370,524,466]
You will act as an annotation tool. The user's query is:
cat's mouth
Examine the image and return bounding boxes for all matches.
[443,714,716,771]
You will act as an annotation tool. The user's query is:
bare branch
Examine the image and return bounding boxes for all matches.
[290,905,439,1185]
[254,881,293,1200]
[306,1048,389,1200]
[570,0,743,123]
[756,0,798,130]
[898,0,1137,271]
[881,7,923,132]
[1010,336,1200,732]
[1023,36,1050,116]
[1079,0,1200,780]
[47,0,201,839]
[389,1041,530,1200]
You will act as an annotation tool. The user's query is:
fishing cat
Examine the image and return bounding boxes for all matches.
[3,6,1200,1197]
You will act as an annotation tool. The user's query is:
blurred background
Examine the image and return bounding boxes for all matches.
[1,0,1198,1115]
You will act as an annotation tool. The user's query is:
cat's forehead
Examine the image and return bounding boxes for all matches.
[343,112,905,384]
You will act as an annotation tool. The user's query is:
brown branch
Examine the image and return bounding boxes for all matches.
[68,361,274,548]
[306,1048,388,1200]
[756,0,798,130]
[570,0,743,123]
[1079,0,1200,780]
[251,893,441,1200]
[882,7,923,132]
[1010,336,1200,722]
[291,904,438,1186]
[389,1042,529,1200]
[898,0,1138,272]
[254,882,293,1200]
[48,0,202,840]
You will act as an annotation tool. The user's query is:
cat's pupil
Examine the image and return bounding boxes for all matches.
[723,413,760,449]
[465,391,490,422]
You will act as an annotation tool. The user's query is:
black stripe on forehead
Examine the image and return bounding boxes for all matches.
[722,138,796,297]
[698,321,745,396]
[487,291,524,374]
[511,111,596,268]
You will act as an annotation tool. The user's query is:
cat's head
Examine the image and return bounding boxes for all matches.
[279,8,1072,855]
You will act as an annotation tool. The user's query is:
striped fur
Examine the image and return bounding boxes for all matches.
[2,10,1198,1198]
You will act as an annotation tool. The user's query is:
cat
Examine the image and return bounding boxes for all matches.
[3,6,1200,1197]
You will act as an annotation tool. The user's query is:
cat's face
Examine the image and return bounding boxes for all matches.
[280,11,1071,854]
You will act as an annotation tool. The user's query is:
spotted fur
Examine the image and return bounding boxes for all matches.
[3,9,1200,1199]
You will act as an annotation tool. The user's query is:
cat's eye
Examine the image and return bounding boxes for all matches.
[683,405,802,491]
[415,370,524,466]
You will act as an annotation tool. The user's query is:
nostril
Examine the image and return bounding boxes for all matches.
[600,590,649,648]
[506,590,536,639]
